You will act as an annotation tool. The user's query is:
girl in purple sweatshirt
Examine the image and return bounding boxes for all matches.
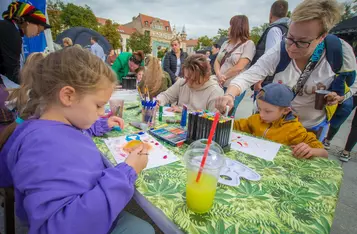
[0,47,154,234]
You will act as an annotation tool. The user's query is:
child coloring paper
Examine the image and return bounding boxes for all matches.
[104,133,179,170]
[230,132,281,161]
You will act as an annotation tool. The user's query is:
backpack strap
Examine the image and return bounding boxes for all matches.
[324,34,343,74]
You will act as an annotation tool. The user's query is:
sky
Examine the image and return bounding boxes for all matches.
[64,0,346,39]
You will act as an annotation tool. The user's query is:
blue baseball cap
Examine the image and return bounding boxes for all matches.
[258,83,294,107]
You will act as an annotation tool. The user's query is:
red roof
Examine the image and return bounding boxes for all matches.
[96,17,108,25]
[138,13,171,32]
[118,25,137,35]
[185,39,198,47]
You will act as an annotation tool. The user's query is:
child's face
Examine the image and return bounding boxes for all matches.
[137,71,144,82]
[61,81,115,129]
[257,99,290,124]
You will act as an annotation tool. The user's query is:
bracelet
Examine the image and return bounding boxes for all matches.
[225,93,235,100]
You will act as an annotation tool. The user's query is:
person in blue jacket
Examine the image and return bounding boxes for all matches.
[0,46,154,234]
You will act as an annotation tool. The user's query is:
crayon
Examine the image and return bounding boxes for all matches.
[166,119,181,124]
[181,105,188,128]
[126,105,140,110]
[159,106,163,122]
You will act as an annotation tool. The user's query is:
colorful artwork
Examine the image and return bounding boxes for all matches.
[103,133,179,170]
[230,132,281,161]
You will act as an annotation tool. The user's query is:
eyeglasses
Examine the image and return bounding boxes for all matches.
[284,33,324,49]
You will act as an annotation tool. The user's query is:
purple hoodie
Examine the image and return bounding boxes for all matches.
[0,118,137,234]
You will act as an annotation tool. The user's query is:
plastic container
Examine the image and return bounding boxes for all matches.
[184,139,225,213]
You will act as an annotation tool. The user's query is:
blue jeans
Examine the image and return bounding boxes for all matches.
[223,87,246,117]
[308,119,329,142]
[110,211,155,234]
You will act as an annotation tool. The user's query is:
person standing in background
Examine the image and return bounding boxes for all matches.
[62,37,73,48]
[90,36,105,61]
[164,37,188,85]
[210,44,221,75]
[252,0,289,93]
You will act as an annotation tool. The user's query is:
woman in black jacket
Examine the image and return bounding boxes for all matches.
[164,37,188,84]
[0,1,50,132]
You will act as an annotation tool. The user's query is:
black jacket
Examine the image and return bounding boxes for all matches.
[0,20,22,84]
[164,49,188,84]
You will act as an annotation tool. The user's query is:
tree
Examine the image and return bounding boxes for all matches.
[341,2,355,21]
[47,0,64,39]
[212,28,228,43]
[287,11,291,18]
[60,3,98,31]
[250,23,269,45]
[98,20,121,50]
[127,32,152,54]
[194,35,213,51]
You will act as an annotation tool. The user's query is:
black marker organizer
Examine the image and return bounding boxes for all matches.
[122,76,137,90]
[186,112,232,152]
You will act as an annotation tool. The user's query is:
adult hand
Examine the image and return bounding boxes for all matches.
[125,143,149,174]
[291,143,313,159]
[253,81,263,91]
[166,106,182,113]
[108,116,125,129]
[215,95,234,114]
[218,74,227,85]
[325,92,343,105]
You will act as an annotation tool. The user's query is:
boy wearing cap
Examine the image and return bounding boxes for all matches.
[234,83,328,159]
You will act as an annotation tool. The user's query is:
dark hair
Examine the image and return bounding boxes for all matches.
[182,54,211,85]
[131,51,145,65]
[271,0,289,18]
[229,15,250,43]
[91,36,98,42]
[136,66,145,73]
[213,44,221,50]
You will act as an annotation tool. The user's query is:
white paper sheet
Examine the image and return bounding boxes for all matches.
[104,133,179,170]
[161,107,176,117]
[230,132,281,161]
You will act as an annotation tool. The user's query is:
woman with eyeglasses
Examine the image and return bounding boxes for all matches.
[0,1,51,132]
[216,0,356,141]
[111,50,145,83]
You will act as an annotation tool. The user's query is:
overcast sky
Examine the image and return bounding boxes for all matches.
[64,0,346,39]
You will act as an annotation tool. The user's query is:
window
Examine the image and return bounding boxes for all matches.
[165,26,169,31]
[144,21,148,26]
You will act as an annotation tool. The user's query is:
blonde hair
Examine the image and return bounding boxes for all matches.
[140,56,163,97]
[291,0,343,33]
[7,52,45,115]
[0,47,117,149]
[62,37,73,46]
[171,37,181,45]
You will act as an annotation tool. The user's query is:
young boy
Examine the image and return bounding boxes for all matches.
[234,83,328,159]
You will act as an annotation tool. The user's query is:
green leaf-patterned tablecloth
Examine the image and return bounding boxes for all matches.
[94,103,343,234]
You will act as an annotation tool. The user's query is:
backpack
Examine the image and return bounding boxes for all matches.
[251,23,288,65]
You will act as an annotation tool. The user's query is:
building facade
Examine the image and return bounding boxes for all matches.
[185,39,198,55]
[124,14,187,56]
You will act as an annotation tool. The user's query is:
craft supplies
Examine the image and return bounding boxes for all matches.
[166,119,180,124]
[149,126,187,147]
[112,126,122,131]
[122,75,137,90]
[139,86,157,127]
[186,111,233,152]
[126,105,140,110]
[159,106,163,121]
[109,99,124,118]
[180,104,188,128]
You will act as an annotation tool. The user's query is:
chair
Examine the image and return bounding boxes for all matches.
[0,187,15,234]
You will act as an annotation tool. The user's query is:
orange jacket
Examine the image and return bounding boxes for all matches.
[233,114,323,148]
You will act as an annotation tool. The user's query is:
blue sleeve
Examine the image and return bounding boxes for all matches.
[84,118,111,136]
[10,136,137,234]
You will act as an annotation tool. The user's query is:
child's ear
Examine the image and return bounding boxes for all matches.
[282,107,292,115]
[59,86,76,107]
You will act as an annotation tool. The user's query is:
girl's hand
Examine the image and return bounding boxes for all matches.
[108,116,125,129]
[291,143,313,159]
[166,106,182,113]
[125,143,149,174]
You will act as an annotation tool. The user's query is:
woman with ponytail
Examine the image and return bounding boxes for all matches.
[0,1,51,132]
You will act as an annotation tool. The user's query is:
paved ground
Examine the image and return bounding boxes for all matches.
[1,92,356,234]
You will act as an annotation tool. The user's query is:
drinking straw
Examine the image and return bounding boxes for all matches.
[196,112,220,183]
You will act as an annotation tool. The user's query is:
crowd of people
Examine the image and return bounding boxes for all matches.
[0,0,356,233]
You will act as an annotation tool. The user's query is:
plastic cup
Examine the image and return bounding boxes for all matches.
[109,99,124,118]
[315,90,330,110]
[142,107,157,127]
[184,139,225,213]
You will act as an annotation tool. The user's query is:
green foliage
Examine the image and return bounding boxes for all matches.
[250,23,270,45]
[47,0,64,40]
[157,49,166,59]
[60,3,98,31]
[195,35,213,51]
[127,32,152,54]
[98,20,121,50]
[212,28,229,43]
